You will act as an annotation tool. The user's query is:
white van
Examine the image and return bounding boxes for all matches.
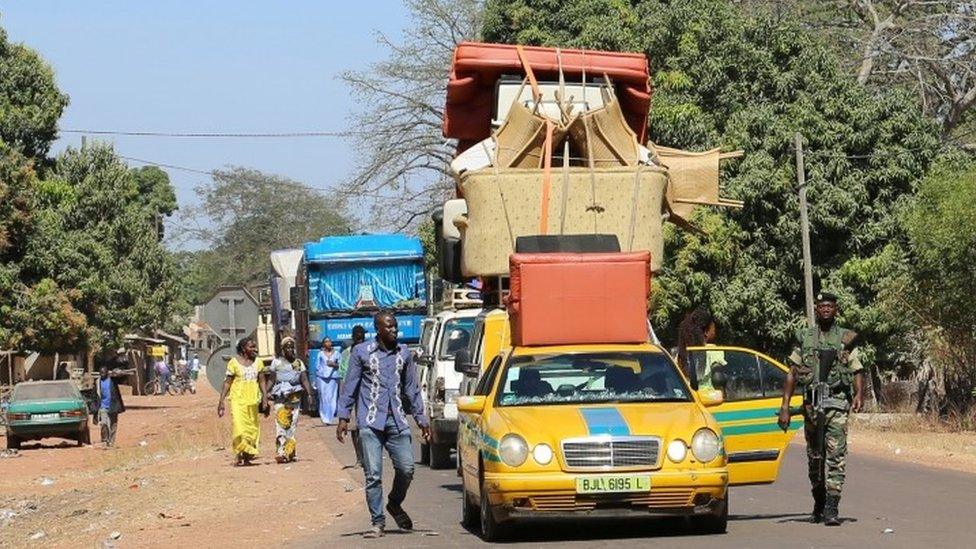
[417,306,480,469]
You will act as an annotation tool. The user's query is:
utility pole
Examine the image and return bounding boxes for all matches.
[795,132,815,328]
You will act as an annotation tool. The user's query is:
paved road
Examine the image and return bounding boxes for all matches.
[303,427,974,548]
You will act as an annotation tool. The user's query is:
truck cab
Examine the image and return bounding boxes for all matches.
[418,302,481,469]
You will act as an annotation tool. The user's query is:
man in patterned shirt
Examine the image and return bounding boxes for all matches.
[337,311,431,538]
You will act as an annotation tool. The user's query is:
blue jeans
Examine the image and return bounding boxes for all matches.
[359,414,414,526]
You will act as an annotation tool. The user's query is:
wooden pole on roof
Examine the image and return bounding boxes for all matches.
[795,132,815,329]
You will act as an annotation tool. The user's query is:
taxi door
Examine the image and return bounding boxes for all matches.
[689,346,804,486]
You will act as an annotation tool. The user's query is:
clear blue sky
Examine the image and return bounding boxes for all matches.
[1,1,410,247]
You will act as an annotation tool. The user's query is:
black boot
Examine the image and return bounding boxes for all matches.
[811,487,826,523]
[824,494,840,526]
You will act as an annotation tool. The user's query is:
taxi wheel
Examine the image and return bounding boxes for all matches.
[692,491,728,534]
[6,433,20,450]
[479,479,511,542]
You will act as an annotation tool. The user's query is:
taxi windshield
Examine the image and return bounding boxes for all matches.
[496,351,691,407]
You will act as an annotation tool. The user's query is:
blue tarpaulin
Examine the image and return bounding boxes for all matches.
[308,261,425,312]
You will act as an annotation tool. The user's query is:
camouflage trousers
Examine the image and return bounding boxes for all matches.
[804,407,849,496]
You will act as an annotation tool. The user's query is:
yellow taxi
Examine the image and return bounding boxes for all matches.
[456,342,801,541]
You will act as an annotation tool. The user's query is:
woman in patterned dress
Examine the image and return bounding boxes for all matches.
[217,337,269,465]
[265,336,314,462]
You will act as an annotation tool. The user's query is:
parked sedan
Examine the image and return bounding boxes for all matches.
[5,380,91,449]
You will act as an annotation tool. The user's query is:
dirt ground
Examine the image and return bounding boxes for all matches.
[847,413,976,475]
[0,382,360,548]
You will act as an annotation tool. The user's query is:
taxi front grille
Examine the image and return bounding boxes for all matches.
[561,437,661,469]
[528,489,695,511]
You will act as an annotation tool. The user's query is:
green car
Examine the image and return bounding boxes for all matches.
[5,380,91,449]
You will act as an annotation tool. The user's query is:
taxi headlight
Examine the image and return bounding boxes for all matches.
[667,439,688,463]
[691,428,721,463]
[532,443,553,465]
[499,434,528,467]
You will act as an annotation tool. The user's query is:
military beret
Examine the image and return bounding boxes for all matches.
[815,291,838,304]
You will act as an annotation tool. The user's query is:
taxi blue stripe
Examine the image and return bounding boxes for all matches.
[580,407,630,436]
[712,407,782,423]
[721,419,801,436]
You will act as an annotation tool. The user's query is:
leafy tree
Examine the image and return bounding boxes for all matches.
[130,165,179,240]
[737,1,976,144]
[17,143,185,351]
[484,0,943,355]
[0,26,69,159]
[875,158,976,409]
[183,167,354,292]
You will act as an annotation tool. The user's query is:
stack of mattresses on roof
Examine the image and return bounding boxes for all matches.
[440,42,742,280]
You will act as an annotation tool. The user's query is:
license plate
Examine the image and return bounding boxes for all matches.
[576,474,651,494]
[32,413,59,421]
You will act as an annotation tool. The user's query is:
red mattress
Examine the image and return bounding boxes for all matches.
[444,42,652,153]
[507,252,651,346]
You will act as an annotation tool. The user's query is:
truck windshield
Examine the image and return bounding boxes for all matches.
[496,352,691,407]
[438,317,476,359]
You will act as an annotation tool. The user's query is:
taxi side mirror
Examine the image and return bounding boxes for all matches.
[699,389,724,407]
[457,395,486,414]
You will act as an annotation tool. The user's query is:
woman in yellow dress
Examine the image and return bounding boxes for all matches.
[217,337,269,465]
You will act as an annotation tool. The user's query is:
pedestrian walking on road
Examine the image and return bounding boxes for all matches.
[189,353,201,381]
[315,337,341,425]
[778,292,864,526]
[265,336,314,463]
[340,325,368,467]
[337,311,431,539]
[217,337,269,466]
[96,363,126,448]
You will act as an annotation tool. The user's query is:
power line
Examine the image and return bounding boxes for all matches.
[118,154,411,200]
[64,129,367,138]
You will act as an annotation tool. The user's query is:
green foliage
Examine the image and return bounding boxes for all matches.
[15,143,185,350]
[3,278,87,354]
[484,0,943,356]
[0,23,189,354]
[185,167,354,293]
[0,27,69,159]
[0,142,35,257]
[875,158,976,407]
[130,165,179,217]
[483,0,642,51]
[417,219,439,277]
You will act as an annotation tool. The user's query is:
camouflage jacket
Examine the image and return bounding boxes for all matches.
[787,324,863,411]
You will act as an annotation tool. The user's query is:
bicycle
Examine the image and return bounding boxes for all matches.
[170,372,196,395]
[144,377,178,396]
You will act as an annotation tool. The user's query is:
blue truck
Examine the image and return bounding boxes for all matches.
[292,234,428,380]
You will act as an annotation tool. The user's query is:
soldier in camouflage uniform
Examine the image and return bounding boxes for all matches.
[778,292,864,526]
